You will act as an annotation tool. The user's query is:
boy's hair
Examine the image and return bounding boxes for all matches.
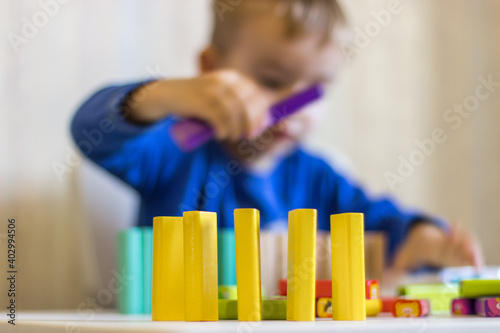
[211,0,347,53]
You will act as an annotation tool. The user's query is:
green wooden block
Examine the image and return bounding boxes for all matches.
[261,299,287,320]
[142,227,153,314]
[218,299,287,320]
[218,285,266,300]
[398,283,459,313]
[219,285,238,299]
[117,228,144,314]
[460,280,500,298]
[217,228,236,285]
[219,300,238,320]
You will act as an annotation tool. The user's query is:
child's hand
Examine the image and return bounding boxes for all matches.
[128,70,281,141]
[392,222,483,272]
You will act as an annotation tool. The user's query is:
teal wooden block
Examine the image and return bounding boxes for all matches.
[142,227,153,314]
[117,228,144,314]
[217,228,236,285]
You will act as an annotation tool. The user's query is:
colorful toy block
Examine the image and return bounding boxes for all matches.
[171,85,323,152]
[381,297,398,313]
[183,211,218,321]
[117,228,144,314]
[398,283,459,312]
[152,217,184,321]
[476,297,500,317]
[460,279,500,298]
[330,213,366,321]
[286,209,317,321]
[451,298,476,315]
[316,298,381,318]
[217,228,236,286]
[234,208,262,321]
[365,298,382,317]
[218,285,237,300]
[218,299,287,320]
[261,299,287,320]
[142,227,153,314]
[392,299,430,317]
[366,280,379,299]
[279,279,379,300]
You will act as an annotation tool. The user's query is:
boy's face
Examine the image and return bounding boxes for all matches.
[203,10,342,160]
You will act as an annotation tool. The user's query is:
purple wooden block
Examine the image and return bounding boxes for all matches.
[476,297,500,317]
[451,298,476,315]
[170,84,324,152]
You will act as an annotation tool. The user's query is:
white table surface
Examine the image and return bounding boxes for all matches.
[2,311,500,333]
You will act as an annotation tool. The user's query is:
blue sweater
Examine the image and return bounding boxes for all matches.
[71,81,445,259]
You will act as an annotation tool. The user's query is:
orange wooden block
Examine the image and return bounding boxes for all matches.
[392,299,430,317]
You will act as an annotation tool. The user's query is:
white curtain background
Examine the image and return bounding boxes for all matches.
[1,0,499,309]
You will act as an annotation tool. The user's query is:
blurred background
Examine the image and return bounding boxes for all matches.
[1,0,500,309]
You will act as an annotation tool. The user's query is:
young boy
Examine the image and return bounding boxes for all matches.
[71,0,482,271]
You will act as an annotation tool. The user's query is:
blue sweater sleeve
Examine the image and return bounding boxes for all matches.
[71,82,185,194]
[315,157,448,260]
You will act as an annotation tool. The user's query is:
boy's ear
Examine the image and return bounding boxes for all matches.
[199,46,221,73]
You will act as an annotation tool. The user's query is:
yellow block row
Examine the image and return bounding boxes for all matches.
[152,210,365,321]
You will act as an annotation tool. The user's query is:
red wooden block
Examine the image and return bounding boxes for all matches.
[278,279,332,298]
[381,297,398,313]
[392,299,430,317]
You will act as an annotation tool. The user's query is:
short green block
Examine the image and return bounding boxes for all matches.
[219,285,238,299]
[398,283,459,313]
[460,280,500,298]
[218,299,287,320]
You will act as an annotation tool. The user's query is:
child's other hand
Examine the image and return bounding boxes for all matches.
[167,70,281,141]
[392,222,483,272]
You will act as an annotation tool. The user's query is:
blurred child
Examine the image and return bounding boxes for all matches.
[71,0,482,271]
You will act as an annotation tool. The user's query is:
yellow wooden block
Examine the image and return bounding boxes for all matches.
[183,211,218,321]
[287,209,317,321]
[331,213,366,321]
[234,208,262,321]
[152,216,184,321]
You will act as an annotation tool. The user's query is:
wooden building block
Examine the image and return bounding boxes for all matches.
[117,228,144,314]
[218,299,287,320]
[476,297,500,317]
[287,209,317,321]
[460,279,500,298]
[381,297,399,313]
[451,298,476,315]
[142,227,153,314]
[278,279,331,298]
[392,299,430,317]
[366,280,379,299]
[234,208,262,321]
[316,298,381,318]
[183,211,218,321]
[330,213,366,320]
[218,285,237,299]
[152,217,184,321]
[398,283,459,312]
[217,228,236,286]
